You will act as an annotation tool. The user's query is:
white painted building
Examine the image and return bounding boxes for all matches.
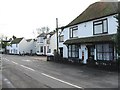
[36,33,46,55]
[26,39,36,55]
[7,38,27,54]
[36,31,57,56]
[59,2,118,64]
[45,31,57,56]
[7,38,36,55]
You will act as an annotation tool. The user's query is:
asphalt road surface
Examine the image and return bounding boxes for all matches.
[2,54,118,89]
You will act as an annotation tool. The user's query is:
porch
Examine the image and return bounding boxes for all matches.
[63,34,118,70]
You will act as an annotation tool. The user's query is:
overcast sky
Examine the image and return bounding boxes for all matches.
[0,0,117,39]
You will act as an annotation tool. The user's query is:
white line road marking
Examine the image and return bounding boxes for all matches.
[41,73,83,89]
[3,58,82,89]
[4,58,9,61]
[3,76,15,88]
[20,65,35,71]
[22,59,31,62]
[4,58,35,72]
[11,61,18,65]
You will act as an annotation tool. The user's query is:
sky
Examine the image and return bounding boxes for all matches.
[0,0,118,39]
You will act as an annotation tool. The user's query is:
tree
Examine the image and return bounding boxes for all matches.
[36,27,50,35]
[115,3,120,68]
[12,35,17,40]
[1,39,10,54]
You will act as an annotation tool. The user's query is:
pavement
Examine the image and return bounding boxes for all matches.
[2,54,119,89]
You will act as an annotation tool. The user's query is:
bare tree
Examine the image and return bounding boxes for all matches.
[36,27,50,35]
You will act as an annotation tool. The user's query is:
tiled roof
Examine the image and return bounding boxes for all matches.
[64,34,116,45]
[67,2,118,27]
[26,39,32,42]
[37,33,46,38]
[11,38,23,44]
[48,31,56,37]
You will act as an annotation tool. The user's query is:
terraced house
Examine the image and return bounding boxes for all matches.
[59,2,118,64]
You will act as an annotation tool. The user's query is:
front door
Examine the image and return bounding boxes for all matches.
[30,50,32,55]
[44,46,46,55]
[59,47,63,57]
[88,46,95,60]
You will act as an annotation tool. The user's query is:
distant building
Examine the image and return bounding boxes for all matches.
[36,33,46,55]
[7,38,36,55]
[45,31,57,56]
[26,39,36,55]
[36,31,57,56]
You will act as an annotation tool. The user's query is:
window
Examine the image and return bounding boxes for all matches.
[89,46,95,56]
[93,19,108,35]
[40,37,44,43]
[16,44,18,47]
[40,46,43,53]
[69,26,78,38]
[47,39,50,44]
[96,44,114,61]
[68,45,79,58]
[16,50,17,54]
[14,49,15,53]
[47,46,51,53]
[59,35,64,42]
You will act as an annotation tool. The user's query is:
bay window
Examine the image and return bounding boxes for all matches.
[68,45,79,58]
[96,44,114,61]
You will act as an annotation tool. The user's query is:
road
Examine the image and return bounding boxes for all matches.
[2,54,118,89]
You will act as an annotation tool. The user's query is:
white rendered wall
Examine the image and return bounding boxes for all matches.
[107,15,117,34]
[10,44,19,54]
[19,38,28,54]
[62,15,118,64]
[50,33,57,54]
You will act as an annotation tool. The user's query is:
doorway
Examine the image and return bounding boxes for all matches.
[59,47,63,57]
[87,45,95,60]
[44,46,46,55]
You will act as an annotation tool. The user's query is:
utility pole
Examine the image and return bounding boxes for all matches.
[56,18,59,53]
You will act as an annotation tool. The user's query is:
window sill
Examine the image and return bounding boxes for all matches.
[93,32,108,35]
[59,41,64,42]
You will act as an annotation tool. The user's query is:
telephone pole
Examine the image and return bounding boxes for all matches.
[56,18,59,53]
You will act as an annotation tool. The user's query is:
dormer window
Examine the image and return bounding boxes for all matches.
[40,37,44,43]
[93,19,108,35]
[69,26,78,38]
